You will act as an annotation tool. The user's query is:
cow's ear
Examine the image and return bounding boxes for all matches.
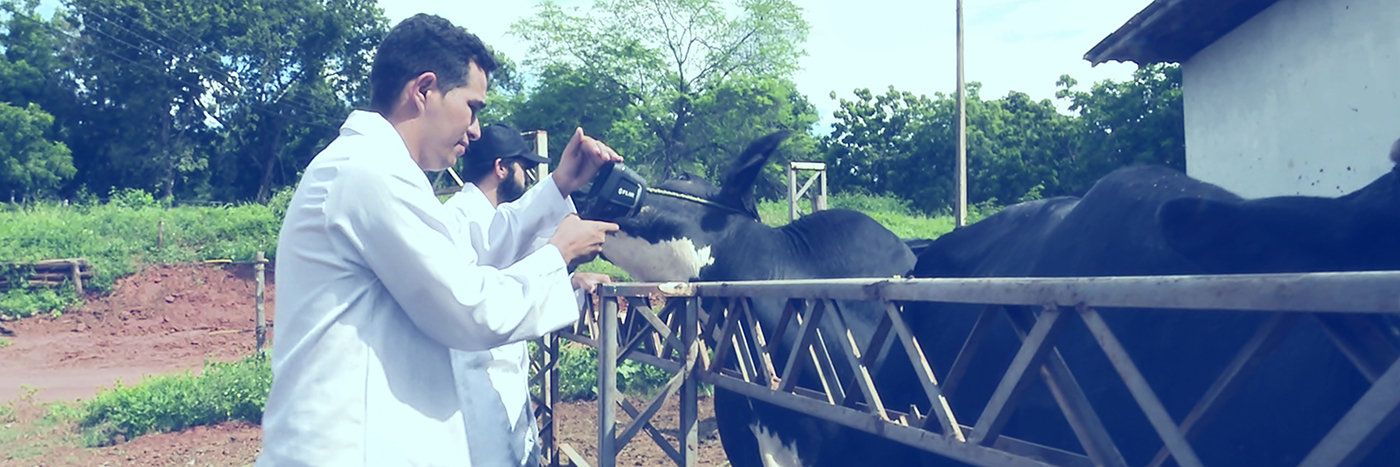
[1158,198,1260,271]
[717,130,793,211]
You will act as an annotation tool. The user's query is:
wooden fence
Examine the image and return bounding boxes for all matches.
[0,258,94,294]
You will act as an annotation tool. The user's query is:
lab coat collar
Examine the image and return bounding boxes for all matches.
[458,183,496,215]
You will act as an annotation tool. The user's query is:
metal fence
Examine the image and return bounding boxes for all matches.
[535,271,1400,467]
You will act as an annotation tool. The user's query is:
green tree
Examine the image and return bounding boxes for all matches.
[1056,63,1184,192]
[509,0,814,183]
[0,102,75,199]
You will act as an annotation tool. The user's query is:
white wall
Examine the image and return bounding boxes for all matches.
[1182,0,1400,198]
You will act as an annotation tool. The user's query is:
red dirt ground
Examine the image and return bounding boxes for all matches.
[0,264,731,467]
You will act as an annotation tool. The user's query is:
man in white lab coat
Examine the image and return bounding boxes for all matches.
[257,14,622,467]
[443,123,612,467]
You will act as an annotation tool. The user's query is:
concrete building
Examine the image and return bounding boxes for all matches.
[1086,0,1400,198]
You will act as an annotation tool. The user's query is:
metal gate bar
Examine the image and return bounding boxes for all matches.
[539,272,1400,467]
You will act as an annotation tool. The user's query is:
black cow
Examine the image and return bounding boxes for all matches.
[595,131,921,467]
[904,142,1400,466]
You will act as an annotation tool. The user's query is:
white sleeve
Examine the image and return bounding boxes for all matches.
[489,175,576,261]
[327,164,577,351]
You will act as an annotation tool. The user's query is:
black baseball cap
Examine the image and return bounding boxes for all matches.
[468,123,550,165]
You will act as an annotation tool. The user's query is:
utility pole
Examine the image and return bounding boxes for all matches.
[955,0,969,227]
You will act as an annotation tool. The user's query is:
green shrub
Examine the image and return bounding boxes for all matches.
[79,353,271,446]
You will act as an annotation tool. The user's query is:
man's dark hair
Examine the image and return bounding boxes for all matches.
[462,150,502,184]
[368,14,499,114]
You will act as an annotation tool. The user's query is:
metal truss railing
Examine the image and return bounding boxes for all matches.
[534,271,1400,467]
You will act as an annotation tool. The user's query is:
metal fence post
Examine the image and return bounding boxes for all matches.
[599,297,620,467]
[680,297,699,466]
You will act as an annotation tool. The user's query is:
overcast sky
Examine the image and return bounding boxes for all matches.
[378,0,1156,133]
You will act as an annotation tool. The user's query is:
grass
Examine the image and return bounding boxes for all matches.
[0,187,290,319]
[0,389,87,462]
[758,192,960,239]
[77,353,271,447]
[0,337,10,349]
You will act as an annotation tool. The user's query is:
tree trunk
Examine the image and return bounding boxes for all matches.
[256,114,285,204]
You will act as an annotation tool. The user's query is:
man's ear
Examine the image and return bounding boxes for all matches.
[494,158,510,180]
[399,72,438,116]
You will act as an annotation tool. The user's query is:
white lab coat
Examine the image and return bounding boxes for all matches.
[257,110,579,467]
[442,181,583,467]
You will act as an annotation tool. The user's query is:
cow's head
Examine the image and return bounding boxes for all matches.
[596,130,793,282]
[1159,139,1400,273]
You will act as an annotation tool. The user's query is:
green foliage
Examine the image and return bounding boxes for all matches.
[79,354,271,447]
[0,0,388,202]
[1056,63,1186,184]
[0,102,75,198]
[0,337,10,348]
[823,65,1184,216]
[0,189,280,318]
[507,0,816,189]
[575,258,633,282]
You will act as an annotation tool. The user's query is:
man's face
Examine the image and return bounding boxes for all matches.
[420,63,487,171]
[497,158,533,203]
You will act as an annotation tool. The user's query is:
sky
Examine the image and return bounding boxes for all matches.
[377,0,1157,133]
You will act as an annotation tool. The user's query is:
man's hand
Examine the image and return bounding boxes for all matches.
[550,214,618,269]
[553,127,623,195]
[570,272,613,294]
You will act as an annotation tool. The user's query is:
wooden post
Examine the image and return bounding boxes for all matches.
[788,165,799,221]
[158,219,165,249]
[255,251,267,351]
[534,130,550,182]
[70,260,83,295]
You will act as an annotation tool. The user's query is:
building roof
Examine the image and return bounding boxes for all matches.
[1084,0,1281,66]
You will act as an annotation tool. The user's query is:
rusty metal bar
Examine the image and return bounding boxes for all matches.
[945,304,1003,397]
[767,299,801,354]
[778,299,825,394]
[886,302,965,440]
[1003,307,1128,467]
[740,299,779,388]
[1298,357,1400,467]
[710,299,744,374]
[1315,313,1399,383]
[969,306,1068,447]
[1078,306,1203,467]
[598,297,619,467]
[680,297,700,466]
[699,371,1057,467]
[807,300,848,406]
[1148,313,1299,467]
[614,368,686,449]
[674,272,1400,314]
[613,391,684,465]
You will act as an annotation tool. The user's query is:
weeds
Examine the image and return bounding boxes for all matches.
[78,353,271,447]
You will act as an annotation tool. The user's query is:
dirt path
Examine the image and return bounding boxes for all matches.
[0,264,273,404]
[0,263,732,466]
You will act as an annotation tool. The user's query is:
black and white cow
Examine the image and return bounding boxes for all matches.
[595,130,921,467]
[903,140,1400,466]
